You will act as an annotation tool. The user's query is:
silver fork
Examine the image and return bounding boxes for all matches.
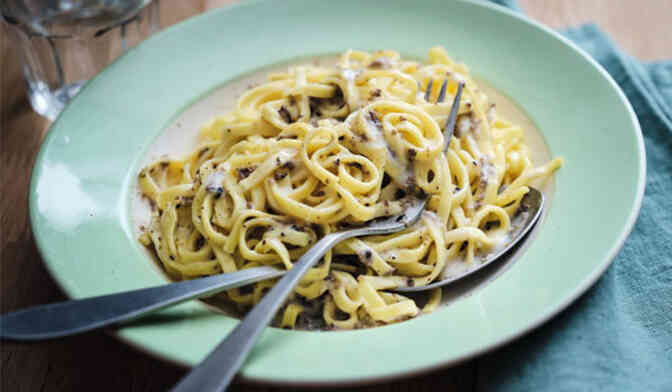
[0,79,466,390]
[172,79,466,391]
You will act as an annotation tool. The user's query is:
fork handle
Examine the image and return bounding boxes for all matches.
[171,230,352,392]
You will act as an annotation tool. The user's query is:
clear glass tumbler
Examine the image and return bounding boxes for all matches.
[2,0,160,120]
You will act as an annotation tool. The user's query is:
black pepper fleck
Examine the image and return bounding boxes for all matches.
[407,148,417,162]
[274,171,288,181]
[237,166,255,180]
[278,106,292,123]
[195,236,205,250]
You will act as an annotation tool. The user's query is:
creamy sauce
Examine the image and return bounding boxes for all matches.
[205,170,226,192]
[341,68,359,81]
[457,115,472,135]
[132,55,556,307]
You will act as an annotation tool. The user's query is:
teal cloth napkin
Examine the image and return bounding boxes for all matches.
[478,1,672,390]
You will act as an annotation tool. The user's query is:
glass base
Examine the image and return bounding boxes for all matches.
[26,80,84,121]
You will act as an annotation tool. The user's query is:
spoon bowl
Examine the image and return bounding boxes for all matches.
[395,187,545,293]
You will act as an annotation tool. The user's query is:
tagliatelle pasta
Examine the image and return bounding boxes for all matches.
[137,47,563,329]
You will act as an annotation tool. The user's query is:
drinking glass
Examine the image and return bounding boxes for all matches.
[2,0,160,120]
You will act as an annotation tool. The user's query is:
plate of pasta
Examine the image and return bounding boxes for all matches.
[30,0,645,385]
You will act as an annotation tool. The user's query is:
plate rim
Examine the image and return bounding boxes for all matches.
[28,0,646,386]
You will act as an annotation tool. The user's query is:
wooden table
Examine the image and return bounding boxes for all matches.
[1,1,669,391]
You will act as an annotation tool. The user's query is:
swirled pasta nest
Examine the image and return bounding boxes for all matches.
[138,47,562,329]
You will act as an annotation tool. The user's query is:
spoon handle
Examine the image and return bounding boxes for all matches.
[0,267,284,341]
[171,231,350,392]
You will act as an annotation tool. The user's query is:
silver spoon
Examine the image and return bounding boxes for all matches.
[0,187,542,340]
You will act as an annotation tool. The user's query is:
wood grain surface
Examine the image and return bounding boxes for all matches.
[1,1,669,391]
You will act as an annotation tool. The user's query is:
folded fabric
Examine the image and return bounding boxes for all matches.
[477,2,672,391]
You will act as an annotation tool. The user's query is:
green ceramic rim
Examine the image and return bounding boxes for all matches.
[29,0,645,385]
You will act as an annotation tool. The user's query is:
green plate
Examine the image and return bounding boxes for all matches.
[30,0,645,385]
